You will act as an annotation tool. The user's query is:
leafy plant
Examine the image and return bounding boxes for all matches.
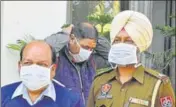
[7,35,35,51]
[144,15,176,71]
[87,1,120,37]
[155,25,176,37]
[144,48,175,71]
[61,24,71,29]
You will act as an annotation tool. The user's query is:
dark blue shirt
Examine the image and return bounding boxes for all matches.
[1,81,84,107]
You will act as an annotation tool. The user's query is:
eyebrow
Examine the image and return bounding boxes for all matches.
[38,60,49,63]
[115,36,132,39]
[22,58,32,62]
[22,59,49,63]
[126,37,133,40]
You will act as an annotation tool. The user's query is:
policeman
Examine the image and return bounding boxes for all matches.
[87,10,175,107]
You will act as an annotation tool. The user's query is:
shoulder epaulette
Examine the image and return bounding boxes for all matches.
[145,68,169,84]
[94,67,113,79]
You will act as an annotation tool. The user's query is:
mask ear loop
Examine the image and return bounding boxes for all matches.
[134,48,142,68]
[49,64,54,69]
[134,63,142,68]
[110,63,118,69]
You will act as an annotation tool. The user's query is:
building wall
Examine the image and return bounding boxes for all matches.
[1,1,67,86]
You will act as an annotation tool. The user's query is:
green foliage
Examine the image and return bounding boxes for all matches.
[87,1,120,36]
[155,15,176,37]
[155,25,176,37]
[61,24,71,29]
[7,35,35,51]
[144,48,175,71]
[145,15,176,71]
[88,14,113,26]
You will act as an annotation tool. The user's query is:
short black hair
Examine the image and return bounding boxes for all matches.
[20,41,57,64]
[71,22,98,40]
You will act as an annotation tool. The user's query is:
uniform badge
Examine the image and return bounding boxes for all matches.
[97,83,112,99]
[128,97,149,106]
[160,96,173,107]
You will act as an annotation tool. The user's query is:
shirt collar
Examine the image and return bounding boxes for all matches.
[132,65,145,84]
[109,65,145,84]
[11,81,56,102]
[11,83,24,99]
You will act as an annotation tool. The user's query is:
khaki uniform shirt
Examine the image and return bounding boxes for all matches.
[87,65,175,107]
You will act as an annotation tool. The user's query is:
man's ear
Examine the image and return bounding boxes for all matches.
[50,64,57,79]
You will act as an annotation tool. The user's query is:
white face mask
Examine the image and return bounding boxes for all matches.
[70,47,92,63]
[69,37,93,63]
[20,64,52,91]
[108,43,138,66]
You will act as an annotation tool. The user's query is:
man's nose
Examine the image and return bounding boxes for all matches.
[119,36,126,43]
